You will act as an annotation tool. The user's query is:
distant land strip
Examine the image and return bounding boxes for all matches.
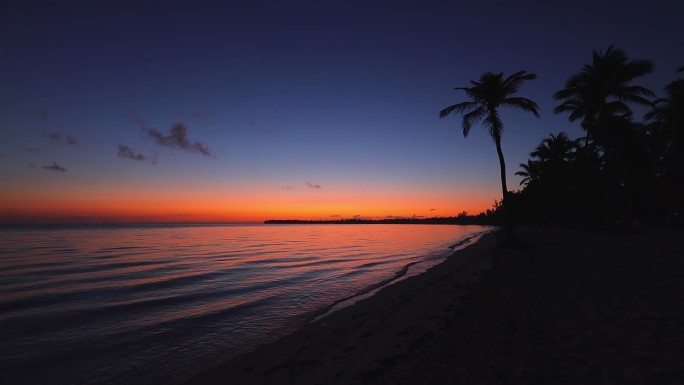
[264,216,496,225]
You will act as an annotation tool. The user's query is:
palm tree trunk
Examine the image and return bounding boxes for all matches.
[494,136,516,244]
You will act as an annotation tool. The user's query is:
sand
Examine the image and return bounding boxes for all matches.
[185,226,684,385]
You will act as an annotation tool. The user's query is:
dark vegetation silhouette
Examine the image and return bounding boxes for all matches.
[504,47,682,229]
[270,47,681,231]
[264,215,495,225]
[439,71,540,243]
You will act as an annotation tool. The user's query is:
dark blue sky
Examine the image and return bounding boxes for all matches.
[1,0,683,222]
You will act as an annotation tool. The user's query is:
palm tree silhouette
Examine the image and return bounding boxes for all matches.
[645,66,684,222]
[515,159,542,187]
[554,46,654,147]
[440,71,539,243]
[646,66,684,152]
[554,47,654,225]
[530,132,577,164]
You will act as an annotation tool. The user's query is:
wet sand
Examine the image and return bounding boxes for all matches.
[186,226,684,384]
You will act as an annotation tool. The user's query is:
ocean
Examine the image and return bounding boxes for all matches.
[0,223,491,385]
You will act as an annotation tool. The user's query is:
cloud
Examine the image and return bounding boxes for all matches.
[146,123,212,157]
[35,111,50,121]
[282,185,295,189]
[43,162,66,172]
[29,163,36,168]
[117,144,156,163]
[18,147,40,153]
[43,132,77,146]
[193,111,216,124]
[330,214,341,218]
[131,113,149,131]
[306,182,322,189]
[248,119,275,135]
[430,208,436,211]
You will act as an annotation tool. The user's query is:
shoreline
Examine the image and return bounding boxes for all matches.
[185,229,501,384]
[307,229,492,324]
[184,226,684,384]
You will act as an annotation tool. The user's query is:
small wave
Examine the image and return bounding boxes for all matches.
[310,230,492,323]
[357,260,393,269]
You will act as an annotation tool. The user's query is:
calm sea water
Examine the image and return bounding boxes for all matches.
[0,223,491,385]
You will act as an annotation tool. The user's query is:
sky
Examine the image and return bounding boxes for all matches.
[1,0,683,224]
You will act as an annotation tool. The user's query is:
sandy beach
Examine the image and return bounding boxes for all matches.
[186,226,684,384]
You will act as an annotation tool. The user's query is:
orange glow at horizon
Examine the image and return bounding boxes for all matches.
[1,183,497,224]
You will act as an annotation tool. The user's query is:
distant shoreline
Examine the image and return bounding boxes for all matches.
[0,218,496,228]
[264,217,496,225]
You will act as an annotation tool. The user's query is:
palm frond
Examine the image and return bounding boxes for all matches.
[502,97,540,117]
[554,101,586,121]
[615,93,654,107]
[461,106,485,138]
[624,59,654,80]
[439,101,479,118]
[553,87,581,100]
[620,85,655,97]
[501,71,537,95]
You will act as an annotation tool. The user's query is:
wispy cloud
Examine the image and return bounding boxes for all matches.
[282,185,295,190]
[194,111,215,121]
[18,147,40,153]
[306,182,322,189]
[146,123,212,157]
[330,214,341,218]
[43,162,66,172]
[29,163,36,168]
[131,113,149,131]
[248,119,275,135]
[117,144,156,163]
[43,132,77,146]
[34,111,50,121]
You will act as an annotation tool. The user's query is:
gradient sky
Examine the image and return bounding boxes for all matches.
[1,0,683,223]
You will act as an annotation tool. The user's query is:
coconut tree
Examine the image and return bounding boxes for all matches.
[646,66,684,159]
[515,159,542,187]
[645,66,684,222]
[554,46,654,148]
[531,132,577,165]
[554,47,655,224]
[440,71,539,243]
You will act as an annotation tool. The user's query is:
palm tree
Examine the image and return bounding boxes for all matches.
[554,47,655,225]
[515,159,542,187]
[440,71,539,243]
[646,66,684,155]
[554,46,654,147]
[530,132,578,165]
[645,66,684,222]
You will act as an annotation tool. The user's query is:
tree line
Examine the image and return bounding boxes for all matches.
[441,46,683,235]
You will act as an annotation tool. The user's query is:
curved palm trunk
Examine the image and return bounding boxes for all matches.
[494,136,516,244]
